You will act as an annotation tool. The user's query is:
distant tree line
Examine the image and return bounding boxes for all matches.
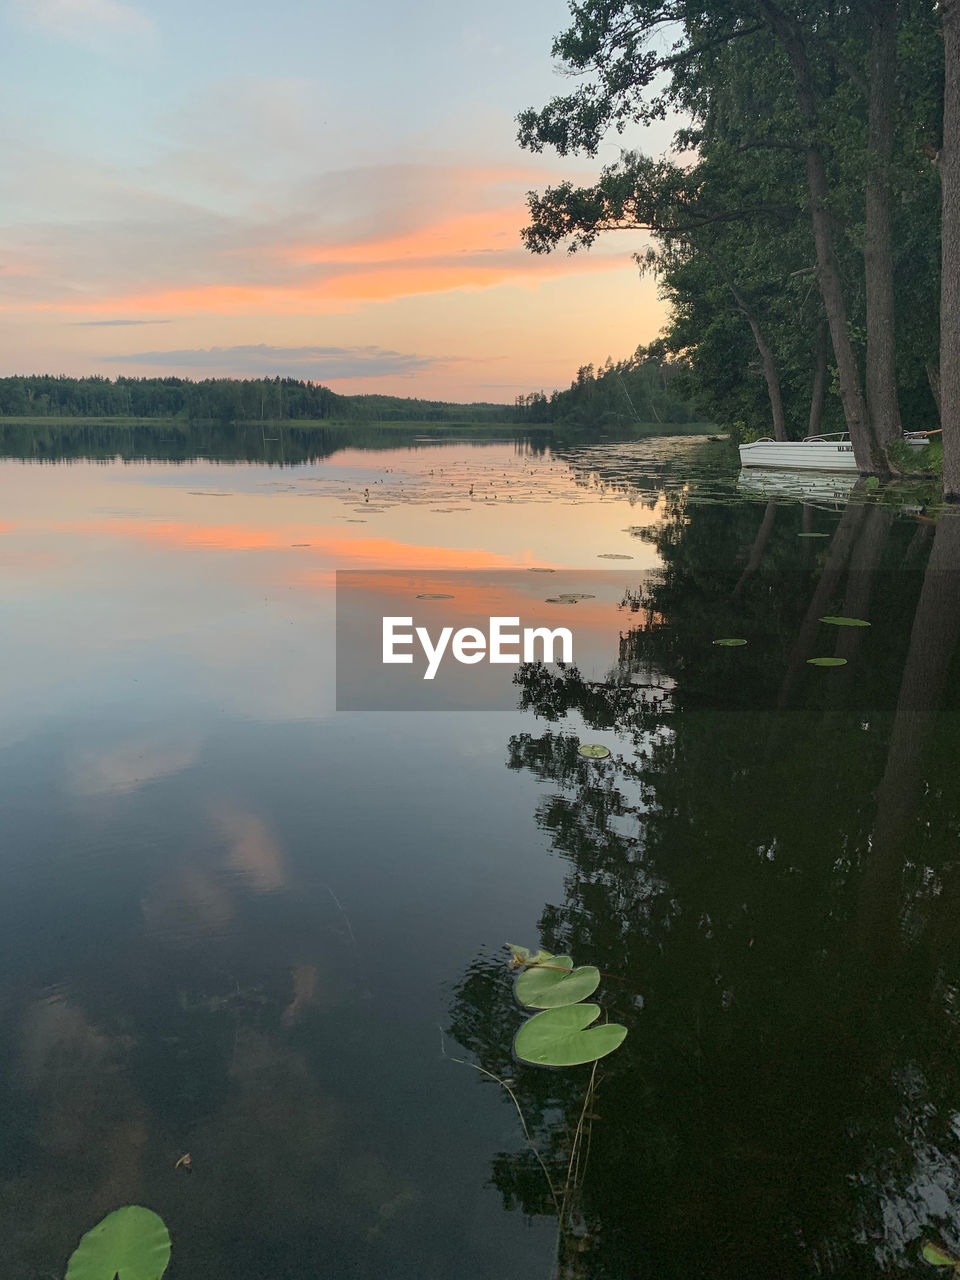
[516,343,704,426]
[0,376,519,425]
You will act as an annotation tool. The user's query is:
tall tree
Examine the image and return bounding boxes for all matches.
[943,0,960,499]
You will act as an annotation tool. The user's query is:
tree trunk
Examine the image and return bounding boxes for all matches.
[760,1,877,472]
[926,361,942,418]
[942,0,960,499]
[727,280,788,439]
[808,320,828,436]
[864,0,902,458]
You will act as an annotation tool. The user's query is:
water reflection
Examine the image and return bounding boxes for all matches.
[450,493,960,1277]
[0,425,957,1278]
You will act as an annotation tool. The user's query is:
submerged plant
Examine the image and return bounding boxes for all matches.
[450,943,630,1267]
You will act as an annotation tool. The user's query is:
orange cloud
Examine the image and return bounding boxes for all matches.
[32,200,642,318]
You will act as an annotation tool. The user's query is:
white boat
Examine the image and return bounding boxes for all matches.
[739,431,929,472]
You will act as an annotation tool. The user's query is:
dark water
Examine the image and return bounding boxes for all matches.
[0,424,958,1279]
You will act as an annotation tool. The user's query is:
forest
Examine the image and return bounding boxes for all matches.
[517,0,960,495]
[515,342,704,427]
[0,375,518,426]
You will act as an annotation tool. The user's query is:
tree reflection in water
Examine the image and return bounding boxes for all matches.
[448,493,960,1279]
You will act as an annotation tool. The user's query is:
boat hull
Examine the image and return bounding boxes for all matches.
[739,437,927,472]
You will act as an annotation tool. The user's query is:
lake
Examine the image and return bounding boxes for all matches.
[0,424,957,1280]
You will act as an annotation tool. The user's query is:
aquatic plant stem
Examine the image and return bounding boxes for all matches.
[441,1041,561,1217]
[559,1061,598,1233]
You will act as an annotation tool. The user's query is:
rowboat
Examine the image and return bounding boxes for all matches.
[739,431,930,472]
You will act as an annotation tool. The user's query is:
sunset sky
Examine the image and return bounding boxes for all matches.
[0,0,676,401]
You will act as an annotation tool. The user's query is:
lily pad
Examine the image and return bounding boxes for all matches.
[416,593,453,600]
[807,657,847,666]
[820,616,871,627]
[578,744,611,760]
[921,1241,959,1268]
[66,1207,171,1280]
[514,1004,628,1067]
[712,638,747,647]
[528,568,556,573]
[515,963,600,1009]
[597,553,633,559]
[797,532,829,538]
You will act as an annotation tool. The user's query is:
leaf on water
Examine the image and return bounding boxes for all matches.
[66,1207,171,1280]
[921,1241,959,1267]
[797,532,829,537]
[416,593,454,599]
[597,553,633,559]
[516,963,600,1009]
[514,1004,628,1067]
[578,744,611,759]
[527,568,556,573]
[712,638,747,647]
[807,657,848,666]
[820,616,871,627]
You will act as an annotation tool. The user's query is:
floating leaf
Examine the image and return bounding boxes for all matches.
[712,638,747,647]
[820,616,871,627]
[416,593,453,600]
[516,963,600,1009]
[514,1004,627,1067]
[797,532,829,538]
[578,744,611,760]
[528,568,556,573]
[597,553,633,559]
[66,1207,171,1280]
[807,657,847,667]
[921,1241,959,1268]
[556,593,596,603]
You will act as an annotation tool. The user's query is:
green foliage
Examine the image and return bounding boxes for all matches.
[922,1240,960,1270]
[807,657,848,667]
[820,616,871,627]
[510,945,627,1067]
[516,344,704,430]
[712,638,747,646]
[578,743,611,759]
[514,1004,628,1067]
[0,376,520,427]
[515,962,601,1009]
[517,0,943,444]
[65,1207,171,1280]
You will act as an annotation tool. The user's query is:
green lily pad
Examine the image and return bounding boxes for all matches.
[555,593,596,603]
[516,963,600,1009]
[66,1207,171,1280]
[597,553,633,559]
[514,1004,628,1067]
[578,744,611,759]
[797,532,829,538]
[820,616,871,627]
[416,593,453,599]
[921,1240,959,1268]
[807,657,847,667]
[712,638,747,647]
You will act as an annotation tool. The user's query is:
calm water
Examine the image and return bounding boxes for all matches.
[0,425,958,1279]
